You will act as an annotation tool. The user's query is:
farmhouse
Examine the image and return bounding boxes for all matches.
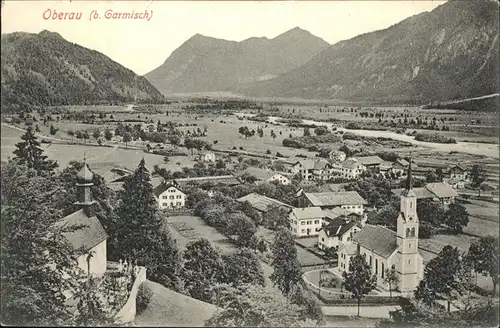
[154,182,186,209]
[57,163,108,277]
[243,167,291,185]
[391,158,410,175]
[298,190,367,214]
[237,193,293,216]
[318,216,362,251]
[357,155,384,171]
[339,158,365,180]
[447,164,468,181]
[289,207,326,237]
[391,182,459,205]
[291,158,332,181]
[338,163,424,294]
[199,151,216,163]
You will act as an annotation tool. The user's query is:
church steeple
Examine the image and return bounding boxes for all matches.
[405,155,412,190]
[74,155,97,215]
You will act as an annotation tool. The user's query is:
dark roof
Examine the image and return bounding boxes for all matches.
[304,191,368,207]
[352,224,398,258]
[449,164,467,172]
[153,182,185,198]
[323,217,360,238]
[58,209,108,254]
[357,156,384,166]
[237,193,293,213]
[173,175,241,188]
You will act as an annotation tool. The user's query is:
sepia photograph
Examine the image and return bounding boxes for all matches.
[1,0,499,326]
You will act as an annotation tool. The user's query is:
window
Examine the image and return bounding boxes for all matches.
[176,202,181,206]
[314,220,319,224]
[162,203,168,207]
[411,227,416,237]
[176,195,182,199]
[410,202,412,209]
[322,238,324,242]
[163,196,168,199]
[381,263,385,278]
[408,259,411,265]
[392,264,396,270]
[375,259,378,275]
[301,229,305,233]
[301,221,305,225]
[294,229,297,233]
[369,256,372,267]
[170,196,175,200]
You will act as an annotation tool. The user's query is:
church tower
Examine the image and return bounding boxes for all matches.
[74,158,97,216]
[396,158,420,293]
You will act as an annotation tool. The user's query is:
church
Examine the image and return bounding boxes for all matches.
[337,160,424,295]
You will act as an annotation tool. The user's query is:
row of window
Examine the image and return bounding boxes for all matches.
[162,195,183,200]
[161,202,182,207]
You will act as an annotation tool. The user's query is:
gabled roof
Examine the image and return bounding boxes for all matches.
[313,159,331,170]
[58,209,108,254]
[291,207,325,220]
[449,163,467,172]
[357,156,384,166]
[173,175,241,188]
[244,167,277,181]
[294,159,316,170]
[392,187,436,199]
[324,208,363,220]
[425,183,459,198]
[380,161,394,170]
[322,217,360,238]
[151,177,165,189]
[353,224,398,259]
[342,158,363,169]
[153,182,185,197]
[237,193,293,213]
[304,191,368,207]
[338,243,358,256]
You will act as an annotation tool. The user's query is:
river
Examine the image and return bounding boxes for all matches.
[236,113,499,159]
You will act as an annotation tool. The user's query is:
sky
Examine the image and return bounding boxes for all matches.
[2,0,446,75]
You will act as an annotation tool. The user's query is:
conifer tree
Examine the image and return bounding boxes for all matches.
[13,126,58,174]
[112,158,182,291]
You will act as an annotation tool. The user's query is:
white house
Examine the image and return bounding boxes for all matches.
[448,164,468,181]
[199,151,216,163]
[289,207,326,237]
[338,161,424,295]
[154,182,186,209]
[340,158,365,180]
[318,216,362,251]
[244,167,291,185]
[291,158,332,181]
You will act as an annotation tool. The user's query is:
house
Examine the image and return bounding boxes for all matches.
[318,216,362,251]
[392,182,459,206]
[298,191,367,214]
[57,163,108,277]
[199,151,216,163]
[328,150,347,162]
[357,155,384,171]
[291,158,332,181]
[243,167,291,185]
[324,208,367,226]
[448,164,468,181]
[338,161,424,295]
[379,161,394,174]
[237,193,293,216]
[154,182,186,209]
[445,178,465,189]
[391,158,410,176]
[289,207,326,237]
[339,158,365,180]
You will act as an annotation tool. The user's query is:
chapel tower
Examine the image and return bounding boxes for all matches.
[74,157,97,216]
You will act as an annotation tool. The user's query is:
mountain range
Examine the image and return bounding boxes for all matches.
[146,0,499,104]
[145,27,330,95]
[1,30,164,111]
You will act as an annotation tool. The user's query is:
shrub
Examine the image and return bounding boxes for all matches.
[346,122,361,129]
[418,222,435,239]
[414,133,456,144]
[266,149,272,155]
[136,283,153,315]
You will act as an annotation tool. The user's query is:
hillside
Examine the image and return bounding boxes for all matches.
[243,0,499,104]
[144,27,330,95]
[1,30,165,111]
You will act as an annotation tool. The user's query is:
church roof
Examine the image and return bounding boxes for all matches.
[58,209,108,254]
[352,224,398,259]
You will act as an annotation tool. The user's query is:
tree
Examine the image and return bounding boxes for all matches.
[163,156,170,164]
[468,236,499,295]
[205,284,316,327]
[270,227,302,295]
[415,245,473,312]
[425,171,438,183]
[222,249,265,287]
[314,126,329,136]
[270,130,277,140]
[444,203,469,233]
[226,212,257,248]
[417,199,445,227]
[13,127,58,175]
[49,124,58,136]
[67,130,75,143]
[384,267,400,299]
[183,239,225,303]
[104,129,113,141]
[111,158,182,291]
[342,253,377,316]
[123,132,132,148]
[262,205,290,230]
[92,129,100,140]
[303,127,311,137]
[1,162,105,326]
[469,164,486,196]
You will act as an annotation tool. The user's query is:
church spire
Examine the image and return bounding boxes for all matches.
[405,154,412,191]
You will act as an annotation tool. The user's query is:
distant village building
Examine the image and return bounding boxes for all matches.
[244,167,291,185]
[447,164,468,181]
[154,182,186,209]
[338,161,424,294]
[340,158,365,180]
[291,158,333,181]
[172,175,241,190]
[57,163,108,277]
[199,151,216,163]
[237,193,293,221]
[298,190,367,214]
[391,182,459,206]
[357,155,384,171]
[289,207,326,237]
